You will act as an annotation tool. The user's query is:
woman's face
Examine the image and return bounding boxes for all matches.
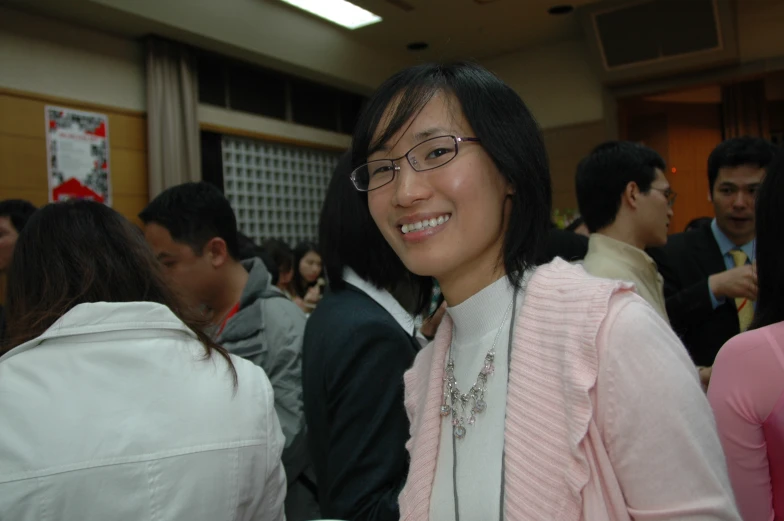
[366,93,512,301]
[299,250,322,283]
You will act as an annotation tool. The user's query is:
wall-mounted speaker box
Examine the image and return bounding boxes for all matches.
[579,0,739,85]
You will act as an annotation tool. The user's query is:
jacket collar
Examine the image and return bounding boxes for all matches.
[238,258,272,308]
[0,302,195,363]
[588,233,660,277]
[710,218,755,261]
[342,267,421,339]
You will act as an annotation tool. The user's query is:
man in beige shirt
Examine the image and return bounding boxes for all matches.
[576,141,675,322]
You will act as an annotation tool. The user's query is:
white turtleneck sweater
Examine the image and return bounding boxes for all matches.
[430,275,526,521]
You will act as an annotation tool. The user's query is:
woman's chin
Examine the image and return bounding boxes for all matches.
[401,258,443,280]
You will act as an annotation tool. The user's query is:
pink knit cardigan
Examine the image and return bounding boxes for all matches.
[398,259,730,521]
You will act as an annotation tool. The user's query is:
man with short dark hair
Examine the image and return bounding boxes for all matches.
[576,141,674,321]
[139,183,308,489]
[262,238,296,295]
[651,137,778,385]
[0,199,37,343]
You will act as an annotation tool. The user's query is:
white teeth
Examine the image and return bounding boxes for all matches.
[400,214,451,234]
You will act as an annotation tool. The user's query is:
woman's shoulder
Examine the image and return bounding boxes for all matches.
[531,258,634,296]
[716,321,784,364]
[522,260,637,334]
[310,285,404,327]
[305,286,416,360]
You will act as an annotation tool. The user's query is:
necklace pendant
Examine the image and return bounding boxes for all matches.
[440,404,451,417]
[454,425,466,439]
[468,415,476,425]
[473,399,487,413]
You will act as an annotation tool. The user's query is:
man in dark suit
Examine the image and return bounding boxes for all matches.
[651,137,777,386]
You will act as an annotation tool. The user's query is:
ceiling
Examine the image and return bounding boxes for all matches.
[1,0,607,92]
[299,0,605,61]
[5,0,606,61]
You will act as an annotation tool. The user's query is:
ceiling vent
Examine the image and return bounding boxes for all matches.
[579,0,738,85]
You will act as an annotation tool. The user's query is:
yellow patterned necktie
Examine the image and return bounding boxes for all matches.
[729,249,754,332]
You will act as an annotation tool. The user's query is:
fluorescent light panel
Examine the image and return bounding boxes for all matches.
[280,0,382,29]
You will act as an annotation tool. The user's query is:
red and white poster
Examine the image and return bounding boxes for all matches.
[45,106,111,205]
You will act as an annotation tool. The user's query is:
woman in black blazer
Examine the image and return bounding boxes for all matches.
[302,153,438,521]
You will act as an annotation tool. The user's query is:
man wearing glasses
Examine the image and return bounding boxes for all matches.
[575,141,674,323]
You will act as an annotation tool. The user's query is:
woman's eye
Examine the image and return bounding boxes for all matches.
[371,165,393,176]
[426,148,452,160]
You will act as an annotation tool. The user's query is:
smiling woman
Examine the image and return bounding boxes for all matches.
[348,62,741,521]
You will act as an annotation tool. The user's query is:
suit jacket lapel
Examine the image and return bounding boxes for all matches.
[697,225,727,277]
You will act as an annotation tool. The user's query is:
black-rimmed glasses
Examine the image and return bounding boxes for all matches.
[651,187,677,207]
[350,135,481,192]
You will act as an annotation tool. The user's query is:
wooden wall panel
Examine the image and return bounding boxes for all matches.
[0,89,148,306]
[543,120,608,216]
[0,89,148,222]
[620,98,722,234]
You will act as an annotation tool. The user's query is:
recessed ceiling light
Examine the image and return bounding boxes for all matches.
[407,42,429,51]
[548,4,574,15]
[280,0,382,30]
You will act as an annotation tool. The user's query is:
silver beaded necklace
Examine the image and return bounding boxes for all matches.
[440,294,515,439]
[443,283,521,521]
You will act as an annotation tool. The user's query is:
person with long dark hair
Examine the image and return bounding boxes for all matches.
[0,201,286,521]
[303,152,432,521]
[709,151,784,520]
[288,241,324,313]
[0,199,37,344]
[350,62,739,520]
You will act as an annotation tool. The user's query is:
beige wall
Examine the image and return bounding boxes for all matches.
[737,0,784,63]
[0,7,145,111]
[543,120,608,214]
[482,40,605,130]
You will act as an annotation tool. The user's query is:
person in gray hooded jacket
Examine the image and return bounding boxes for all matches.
[139,183,308,491]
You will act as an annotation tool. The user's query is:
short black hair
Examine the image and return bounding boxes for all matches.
[0,199,37,233]
[684,216,712,232]
[575,141,666,233]
[565,216,585,233]
[708,137,778,193]
[350,62,551,295]
[319,151,433,311]
[139,182,240,259]
[237,232,279,286]
[751,149,784,330]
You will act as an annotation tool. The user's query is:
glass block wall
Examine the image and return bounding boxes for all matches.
[222,136,341,246]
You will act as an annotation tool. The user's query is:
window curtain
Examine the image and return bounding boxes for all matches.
[146,37,201,199]
[721,79,770,140]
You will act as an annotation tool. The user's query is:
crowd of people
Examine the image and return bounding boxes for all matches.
[0,61,782,521]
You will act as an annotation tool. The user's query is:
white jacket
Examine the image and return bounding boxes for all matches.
[0,302,286,521]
